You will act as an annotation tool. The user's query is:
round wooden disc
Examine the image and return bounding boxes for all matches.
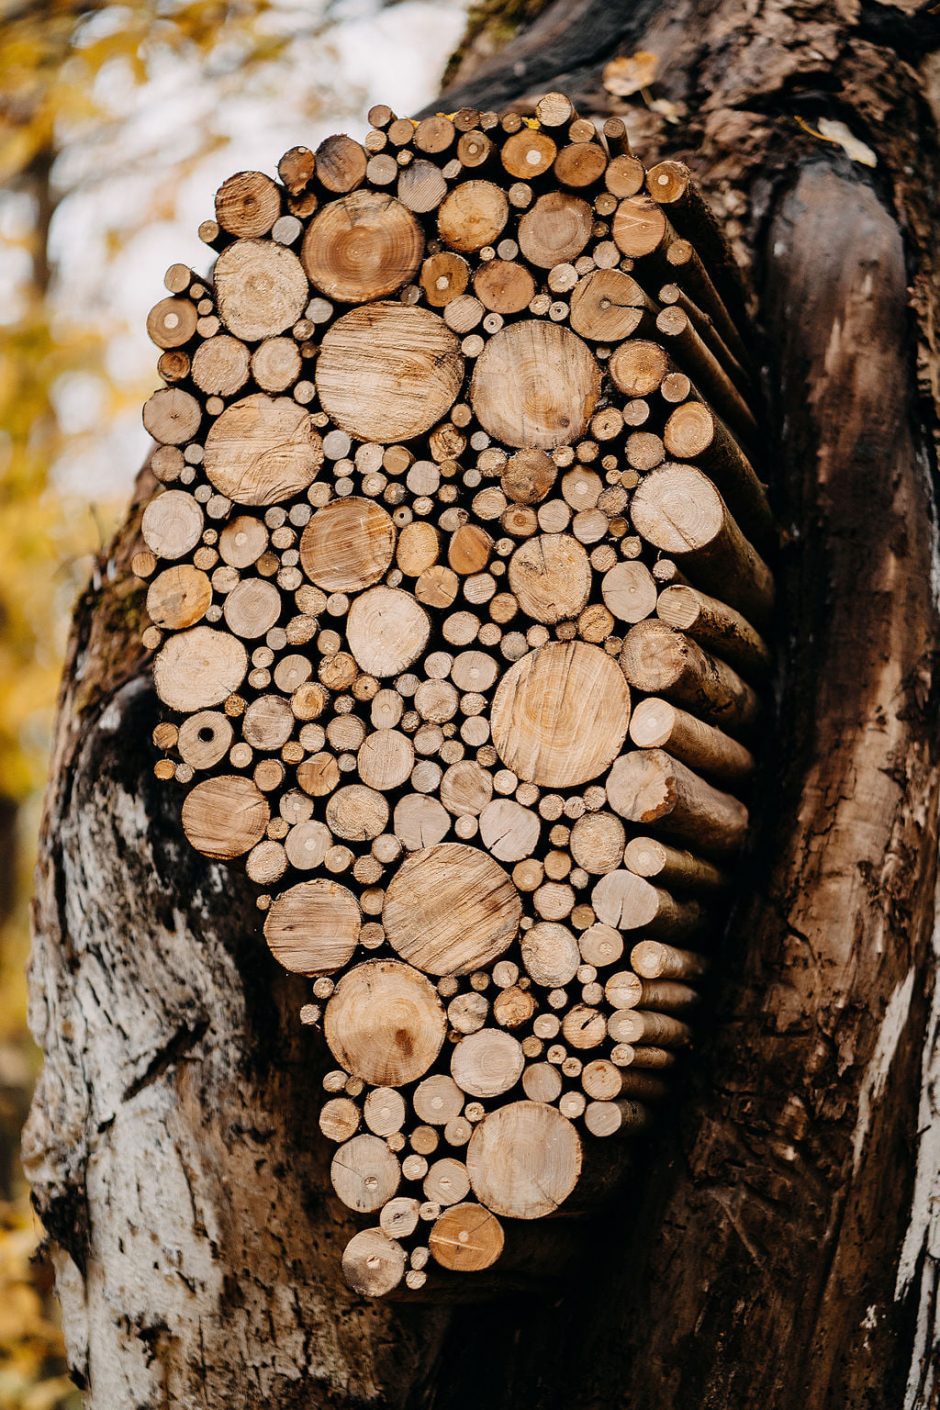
[331,1136,401,1215]
[517,191,592,268]
[146,565,211,629]
[429,1202,505,1273]
[316,303,464,443]
[153,626,247,712]
[345,586,430,677]
[302,189,424,302]
[357,729,415,791]
[264,878,361,974]
[569,269,648,342]
[490,641,631,788]
[520,920,580,986]
[324,959,447,1085]
[213,239,308,342]
[181,775,269,859]
[204,394,324,505]
[383,842,521,975]
[142,489,203,560]
[342,1227,406,1295]
[451,1028,525,1098]
[142,388,201,446]
[437,180,509,252]
[601,560,658,623]
[508,533,591,624]
[299,497,395,592]
[470,321,600,449]
[473,260,536,315]
[466,1102,581,1220]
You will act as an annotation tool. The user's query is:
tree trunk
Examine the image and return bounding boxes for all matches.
[23,2,940,1406]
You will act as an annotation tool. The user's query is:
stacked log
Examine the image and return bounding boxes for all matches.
[133,93,773,1298]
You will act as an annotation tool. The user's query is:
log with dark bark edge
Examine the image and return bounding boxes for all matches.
[21,3,940,1410]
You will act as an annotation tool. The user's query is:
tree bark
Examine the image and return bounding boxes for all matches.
[23,2,940,1407]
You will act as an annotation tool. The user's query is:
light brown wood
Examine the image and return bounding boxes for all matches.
[316,134,367,193]
[451,1028,524,1097]
[223,578,282,639]
[520,920,580,986]
[665,235,751,364]
[420,251,470,307]
[154,626,247,711]
[143,387,202,446]
[663,398,771,543]
[215,171,280,237]
[656,583,771,677]
[630,939,708,981]
[607,1009,691,1047]
[249,336,301,393]
[466,1101,581,1219]
[518,191,592,267]
[612,195,671,257]
[319,1096,361,1143]
[190,334,250,396]
[384,842,521,975]
[341,1227,405,1296]
[490,641,631,787]
[423,1157,471,1207]
[608,339,669,397]
[397,159,448,213]
[437,180,509,251]
[629,696,755,782]
[554,141,607,188]
[429,1202,505,1272]
[324,959,446,1084]
[601,560,657,624]
[605,153,644,198]
[357,729,414,791]
[501,129,557,179]
[470,320,600,449]
[213,239,308,341]
[176,711,233,769]
[331,1133,400,1213]
[478,798,540,862]
[316,303,463,442]
[264,878,361,974]
[568,269,651,341]
[393,793,450,851]
[440,759,492,816]
[147,296,198,349]
[204,394,323,505]
[141,490,203,559]
[621,620,759,733]
[583,1099,651,1138]
[535,91,574,127]
[656,304,757,444]
[624,835,727,891]
[302,190,423,301]
[607,747,748,855]
[413,1075,464,1126]
[181,775,269,859]
[218,515,268,569]
[508,533,591,623]
[630,463,774,627]
[578,922,624,968]
[345,586,430,677]
[473,259,536,314]
[568,811,626,874]
[561,1004,607,1049]
[500,447,556,504]
[592,869,702,937]
[300,496,395,592]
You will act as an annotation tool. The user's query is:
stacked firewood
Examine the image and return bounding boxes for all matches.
[133,91,773,1298]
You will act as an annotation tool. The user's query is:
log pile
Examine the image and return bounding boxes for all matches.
[133,92,774,1298]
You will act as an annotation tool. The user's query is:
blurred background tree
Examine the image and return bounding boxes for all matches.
[0,1,466,1402]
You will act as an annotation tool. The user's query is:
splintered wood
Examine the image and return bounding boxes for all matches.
[136,91,774,1300]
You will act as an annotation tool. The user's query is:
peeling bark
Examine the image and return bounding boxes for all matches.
[23,1,940,1406]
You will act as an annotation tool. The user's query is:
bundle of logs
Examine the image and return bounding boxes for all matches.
[133,90,774,1298]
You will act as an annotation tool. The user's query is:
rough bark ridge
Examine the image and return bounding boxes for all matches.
[23,1,940,1407]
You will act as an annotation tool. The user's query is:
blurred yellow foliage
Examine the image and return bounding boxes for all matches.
[0,1200,80,1410]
